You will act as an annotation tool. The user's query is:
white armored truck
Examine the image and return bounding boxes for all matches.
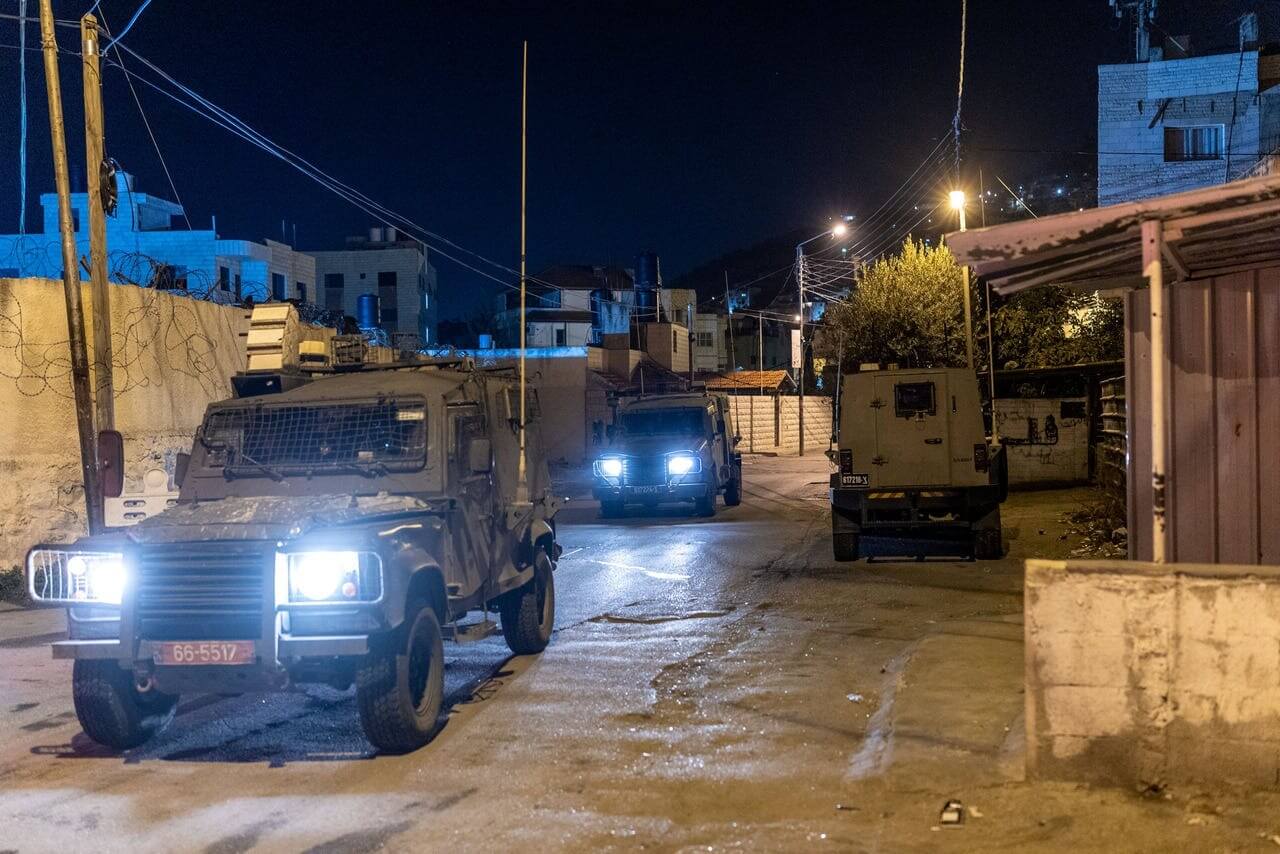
[829,367,1007,560]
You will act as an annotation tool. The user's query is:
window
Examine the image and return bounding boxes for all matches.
[894,382,936,418]
[1060,400,1087,420]
[696,331,715,348]
[324,273,344,310]
[296,282,308,303]
[378,271,397,323]
[555,326,567,346]
[271,272,286,301]
[1164,125,1224,162]
[218,266,230,291]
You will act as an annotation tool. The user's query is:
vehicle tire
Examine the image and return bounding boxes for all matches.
[723,469,742,506]
[973,508,1003,560]
[695,487,716,517]
[599,499,624,519]
[832,533,860,561]
[500,549,555,655]
[72,659,177,750]
[356,598,445,754]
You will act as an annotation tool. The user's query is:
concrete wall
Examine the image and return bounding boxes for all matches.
[1098,52,1263,206]
[995,397,1090,485]
[0,277,247,573]
[724,396,832,455]
[1025,558,1280,788]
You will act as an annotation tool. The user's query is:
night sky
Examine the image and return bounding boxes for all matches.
[0,1,1255,319]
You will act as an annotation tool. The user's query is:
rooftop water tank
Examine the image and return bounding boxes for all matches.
[356,293,380,330]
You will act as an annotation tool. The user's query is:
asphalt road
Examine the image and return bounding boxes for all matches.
[2,459,1273,852]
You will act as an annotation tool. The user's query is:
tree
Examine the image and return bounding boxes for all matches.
[816,238,1123,372]
[815,239,967,369]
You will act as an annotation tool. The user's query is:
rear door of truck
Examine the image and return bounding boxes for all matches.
[872,372,949,488]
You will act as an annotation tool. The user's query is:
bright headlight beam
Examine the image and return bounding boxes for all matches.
[291,551,359,601]
[598,458,623,477]
[666,455,696,476]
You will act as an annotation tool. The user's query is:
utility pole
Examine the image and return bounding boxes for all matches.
[82,13,114,432]
[795,247,807,456]
[949,192,976,370]
[757,314,764,395]
[41,0,104,534]
[516,40,529,505]
[686,303,695,388]
[725,271,737,373]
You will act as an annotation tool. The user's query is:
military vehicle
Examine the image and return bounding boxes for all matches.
[26,358,560,753]
[829,367,1007,560]
[592,392,742,517]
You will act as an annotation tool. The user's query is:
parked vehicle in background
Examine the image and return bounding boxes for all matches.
[829,367,1007,560]
[27,358,560,754]
[592,392,742,517]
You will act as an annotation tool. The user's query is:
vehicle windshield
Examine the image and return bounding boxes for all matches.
[620,407,706,437]
[199,397,428,477]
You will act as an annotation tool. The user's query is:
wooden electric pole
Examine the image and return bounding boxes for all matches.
[82,13,115,432]
[41,0,104,534]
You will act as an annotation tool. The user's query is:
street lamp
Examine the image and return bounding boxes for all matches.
[794,218,851,457]
[949,189,974,370]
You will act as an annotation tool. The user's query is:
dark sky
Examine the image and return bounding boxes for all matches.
[0,0,1211,319]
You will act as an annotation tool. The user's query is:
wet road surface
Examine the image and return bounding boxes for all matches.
[2,458,1277,852]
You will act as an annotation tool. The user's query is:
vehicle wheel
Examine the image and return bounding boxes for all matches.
[500,548,555,655]
[356,598,445,754]
[72,659,177,750]
[695,488,716,517]
[599,499,624,519]
[974,509,1003,560]
[833,533,860,561]
[723,470,742,506]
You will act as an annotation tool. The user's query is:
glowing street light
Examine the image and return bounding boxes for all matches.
[832,221,849,238]
[949,189,966,211]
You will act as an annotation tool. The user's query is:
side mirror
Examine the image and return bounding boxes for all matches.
[174,452,191,489]
[733,435,742,446]
[468,438,492,473]
[97,430,124,498]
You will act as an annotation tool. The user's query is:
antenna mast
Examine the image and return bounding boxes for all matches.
[517,40,529,503]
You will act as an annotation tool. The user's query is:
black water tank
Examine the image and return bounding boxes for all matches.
[634,251,660,322]
[356,293,380,329]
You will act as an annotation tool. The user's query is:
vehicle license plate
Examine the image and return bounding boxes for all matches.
[631,485,664,495]
[153,641,255,666]
[842,473,870,488]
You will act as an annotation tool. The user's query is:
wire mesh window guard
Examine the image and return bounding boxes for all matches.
[202,398,427,474]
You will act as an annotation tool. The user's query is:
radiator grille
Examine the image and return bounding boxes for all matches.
[135,542,268,641]
[623,457,666,486]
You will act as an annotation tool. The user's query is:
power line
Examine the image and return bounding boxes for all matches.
[100,0,150,52]
[97,6,192,229]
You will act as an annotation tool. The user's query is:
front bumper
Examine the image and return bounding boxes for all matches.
[593,477,708,504]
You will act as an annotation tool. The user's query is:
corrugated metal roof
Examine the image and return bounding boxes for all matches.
[703,370,794,391]
[945,173,1280,294]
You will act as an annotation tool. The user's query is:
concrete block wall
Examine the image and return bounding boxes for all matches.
[1025,559,1280,788]
[725,396,832,455]
[995,398,1090,485]
[1098,52,1262,206]
[0,277,248,574]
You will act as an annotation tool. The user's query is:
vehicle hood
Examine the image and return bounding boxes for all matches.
[604,436,710,458]
[126,493,433,544]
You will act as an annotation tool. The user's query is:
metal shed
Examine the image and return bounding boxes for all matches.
[947,174,1280,564]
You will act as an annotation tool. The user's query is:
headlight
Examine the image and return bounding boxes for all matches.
[595,457,624,478]
[27,550,126,605]
[666,454,700,476]
[282,551,382,604]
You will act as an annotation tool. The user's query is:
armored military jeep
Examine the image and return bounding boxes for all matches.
[829,367,1007,560]
[592,392,742,517]
[27,359,560,753]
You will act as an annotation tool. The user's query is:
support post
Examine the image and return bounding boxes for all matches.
[796,246,807,456]
[757,314,764,395]
[82,14,114,432]
[516,40,529,505]
[725,271,737,372]
[41,0,104,534]
[1141,219,1169,563]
